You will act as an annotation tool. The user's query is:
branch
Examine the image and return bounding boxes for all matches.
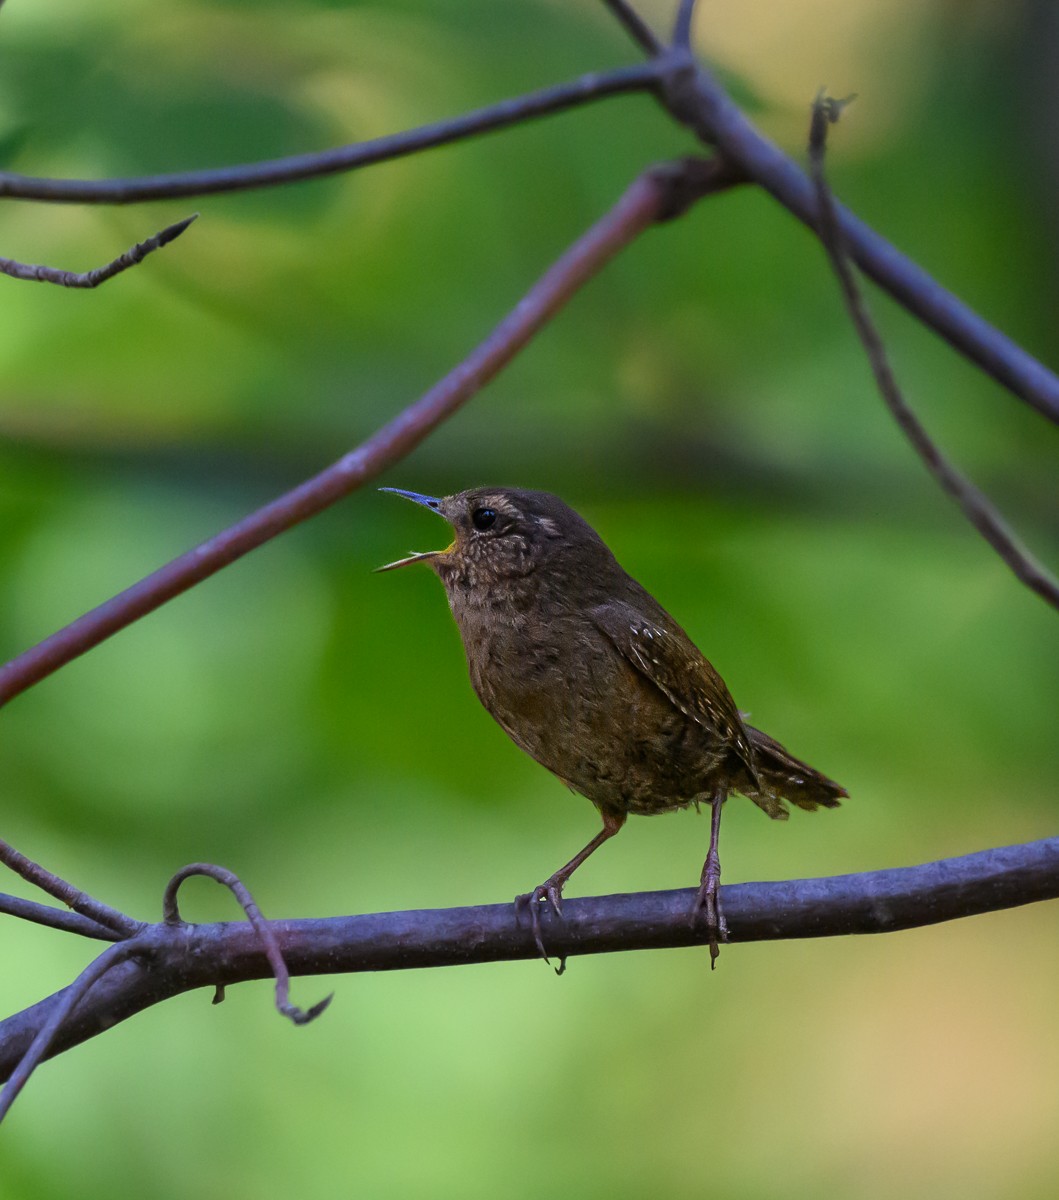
[2,836,1056,1086]
[163,863,332,1026]
[0,838,142,937]
[807,94,1059,613]
[0,857,333,1123]
[0,156,741,709]
[600,0,665,56]
[599,5,1059,424]
[0,64,663,204]
[672,0,697,50]
[0,894,121,941]
[0,215,196,287]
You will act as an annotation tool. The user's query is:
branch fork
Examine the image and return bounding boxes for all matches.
[0,842,327,1125]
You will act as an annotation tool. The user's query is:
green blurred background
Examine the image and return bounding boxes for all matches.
[1,0,1057,1196]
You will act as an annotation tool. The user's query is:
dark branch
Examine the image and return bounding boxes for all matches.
[0,838,142,937]
[0,156,740,709]
[672,0,697,49]
[0,941,139,1123]
[0,894,121,941]
[808,93,1059,613]
[2,836,1056,1087]
[0,64,663,204]
[163,863,331,1026]
[599,0,665,56]
[0,215,196,287]
[595,17,1059,423]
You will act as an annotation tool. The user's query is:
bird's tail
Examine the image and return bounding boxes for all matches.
[741,725,847,819]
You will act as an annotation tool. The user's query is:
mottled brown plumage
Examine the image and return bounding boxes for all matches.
[379,486,846,962]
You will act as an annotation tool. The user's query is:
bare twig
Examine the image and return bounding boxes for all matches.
[0,893,122,941]
[0,156,740,709]
[0,215,197,288]
[0,941,141,1122]
[2,836,1057,1089]
[0,64,664,205]
[808,93,1059,612]
[163,863,332,1026]
[600,3,1059,424]
[0,838,142,937]
[672,0,697,49]
[600,0,665,55]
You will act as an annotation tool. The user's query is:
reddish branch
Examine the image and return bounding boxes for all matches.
[0,156,740,708]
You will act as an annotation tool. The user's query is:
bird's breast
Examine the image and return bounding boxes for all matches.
[443,585,725,813]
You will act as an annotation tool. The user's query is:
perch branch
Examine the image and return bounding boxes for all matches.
[808,93,1059,612]
[0,64,664,204]
[1,835,1056,1091]
[163,863,332,1026]
[0,857,333,1122]
[0,156,740,709]
[0,215,196,288]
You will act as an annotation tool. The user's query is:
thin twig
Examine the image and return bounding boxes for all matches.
[163,863,332,1026]
[672,0,697,49]
[600,0,665,55]
[604,5,1059,424]
[0,64,664,204]
[0,838,143,937]
[0,156,740,709]
[0,215,197,288]
[0,940,141,1123]
[0,893,122,941]
[2,835,1057,1087]
[808,93,1059,613]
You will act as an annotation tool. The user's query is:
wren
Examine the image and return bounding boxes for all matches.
[378,487,846,964]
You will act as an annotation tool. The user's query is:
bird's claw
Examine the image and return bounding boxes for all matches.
[515,880,565,966]
[692,859,728,970]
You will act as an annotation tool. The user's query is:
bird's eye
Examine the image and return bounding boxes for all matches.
[471,507,497,532]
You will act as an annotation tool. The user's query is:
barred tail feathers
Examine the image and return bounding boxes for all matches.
[742,725,847,819]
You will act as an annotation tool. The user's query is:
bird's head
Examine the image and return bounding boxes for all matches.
[376,486,614,592]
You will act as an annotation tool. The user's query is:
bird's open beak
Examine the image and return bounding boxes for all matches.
[375,488,449,572]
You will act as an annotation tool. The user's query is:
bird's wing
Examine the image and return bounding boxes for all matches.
[590,598,759,787]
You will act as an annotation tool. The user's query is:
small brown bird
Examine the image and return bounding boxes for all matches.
[378,486,846,963]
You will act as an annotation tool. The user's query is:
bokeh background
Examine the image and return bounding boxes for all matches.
[1,0,1057,1197]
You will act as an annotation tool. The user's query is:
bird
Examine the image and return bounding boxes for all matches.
[377,486,846,964]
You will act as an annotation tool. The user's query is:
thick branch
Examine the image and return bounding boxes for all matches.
[0,64,663,204]
[0,156,739,708]
[1,836,1056,1083]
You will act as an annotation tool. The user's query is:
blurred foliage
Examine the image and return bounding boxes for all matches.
[0,1,1057,1198]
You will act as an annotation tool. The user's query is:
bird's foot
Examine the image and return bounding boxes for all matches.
[514,878,565,969]
[692,853,728,970]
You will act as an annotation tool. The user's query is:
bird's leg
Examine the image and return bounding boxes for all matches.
[693,790,728,968]
[516,807,626,964]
